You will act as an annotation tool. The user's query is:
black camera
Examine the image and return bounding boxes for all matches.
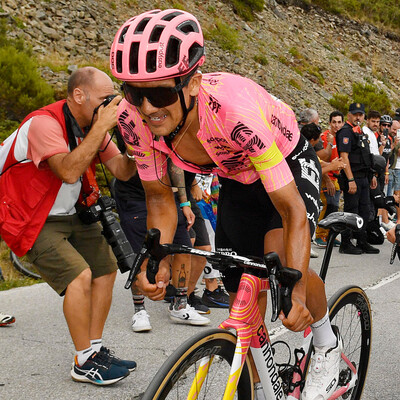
[383,128,389,137]
[102,94,117,107]
[78,196,135,273]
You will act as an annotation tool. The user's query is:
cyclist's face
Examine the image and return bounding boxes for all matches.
[124,75,201,137]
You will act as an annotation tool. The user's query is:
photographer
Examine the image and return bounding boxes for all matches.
[0,67,136,385]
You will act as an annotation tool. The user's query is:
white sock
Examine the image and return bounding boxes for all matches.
[90,339,102,353]
[76,346,95,366]
[310,309,337,348]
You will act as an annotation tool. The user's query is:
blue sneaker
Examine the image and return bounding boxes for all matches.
[202,286,230,308]
[71,351,129,385]
[100,346,137,372]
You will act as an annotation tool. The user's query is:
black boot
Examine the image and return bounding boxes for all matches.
[356,241,380,254]
[339,241,363,255]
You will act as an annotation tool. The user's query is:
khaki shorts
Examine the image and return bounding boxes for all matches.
[26,214,117,296]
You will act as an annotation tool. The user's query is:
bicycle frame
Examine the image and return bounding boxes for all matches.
[187,271,358,400]
[220,273,285,400]
[132,214,366,400]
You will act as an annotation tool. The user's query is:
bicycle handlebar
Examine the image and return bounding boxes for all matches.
[125,228,302,322]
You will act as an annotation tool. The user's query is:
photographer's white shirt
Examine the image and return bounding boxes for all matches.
[14,115,119,216]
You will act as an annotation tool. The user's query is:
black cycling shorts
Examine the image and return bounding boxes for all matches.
[216,134,321,292]
[115,194,192,253]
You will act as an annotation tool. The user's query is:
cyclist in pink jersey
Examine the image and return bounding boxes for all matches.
[111,9,342,399]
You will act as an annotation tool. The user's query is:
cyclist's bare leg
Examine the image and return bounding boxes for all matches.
[63,268,93,351]
[89,271,117,340]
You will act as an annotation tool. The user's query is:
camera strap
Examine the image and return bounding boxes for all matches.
[63,103,100,207]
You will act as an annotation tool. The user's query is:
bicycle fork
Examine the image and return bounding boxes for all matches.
[221,274,285,400]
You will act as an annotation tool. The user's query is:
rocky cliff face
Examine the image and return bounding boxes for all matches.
[2,0,400,122]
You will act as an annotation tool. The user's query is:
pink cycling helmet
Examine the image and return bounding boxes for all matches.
[110,9,205,82]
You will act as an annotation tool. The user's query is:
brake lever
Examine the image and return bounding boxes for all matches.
[125,247,148,289]
[278,267,302,318]
[125,228,166,289]
[264,252,281,322]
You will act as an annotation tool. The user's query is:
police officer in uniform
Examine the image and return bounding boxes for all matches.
[336,103,380,254]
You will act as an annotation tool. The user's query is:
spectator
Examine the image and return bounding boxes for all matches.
[336,103,379,254]
[362,110,381,156]
[376,115,395,230]
[388,119,400,222]
[393,108,400,121]
[113,156,210,331]
[185,172,229,309]
[314,111,344,247]
[0,67,137,385]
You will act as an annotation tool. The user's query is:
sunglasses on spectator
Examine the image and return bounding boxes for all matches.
[122,70,196,108]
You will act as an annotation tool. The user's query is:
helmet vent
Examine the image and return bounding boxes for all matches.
[135,18,150,34]
[166,36,181,68]
[161,11,183,21]
[188,43,203,66]
[116,50,123,73]
[129,42,139,74]
[177,20,199,34]
[146,50,157,73]
[150,25,165,43]
[119,26,129,43]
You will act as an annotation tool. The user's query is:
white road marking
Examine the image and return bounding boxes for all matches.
[364,271,400,290]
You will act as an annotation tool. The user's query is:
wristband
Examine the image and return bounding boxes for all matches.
[180,201,191,208]
[385,172,390,175]
[348,178,355,182]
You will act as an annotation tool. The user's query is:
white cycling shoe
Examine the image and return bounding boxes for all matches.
[302,330,343,400]
[169,303,210,326]
[131,310,152,332]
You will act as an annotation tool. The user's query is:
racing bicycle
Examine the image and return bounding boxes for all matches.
[125,211,372,400]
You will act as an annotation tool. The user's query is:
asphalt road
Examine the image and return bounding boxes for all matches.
[1,239,399,400]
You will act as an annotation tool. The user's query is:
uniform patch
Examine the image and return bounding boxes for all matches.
[343,137,349,144]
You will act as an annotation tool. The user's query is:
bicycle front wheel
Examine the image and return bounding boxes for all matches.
[328,285,372,400]
[10,251,41,279]
[142,328,253,400]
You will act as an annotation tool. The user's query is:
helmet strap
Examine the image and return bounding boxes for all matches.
[166,76,196,142]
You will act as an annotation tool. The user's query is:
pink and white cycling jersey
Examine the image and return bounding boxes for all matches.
[118,72,300,192]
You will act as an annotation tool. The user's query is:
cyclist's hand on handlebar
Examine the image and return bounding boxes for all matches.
[279,290,314,332]
[136,259,170,301]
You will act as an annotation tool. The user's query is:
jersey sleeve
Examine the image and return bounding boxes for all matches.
[247,142,294,192]
[223,88,294,193]
[117,100,167,181]
[27,115,69,168]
